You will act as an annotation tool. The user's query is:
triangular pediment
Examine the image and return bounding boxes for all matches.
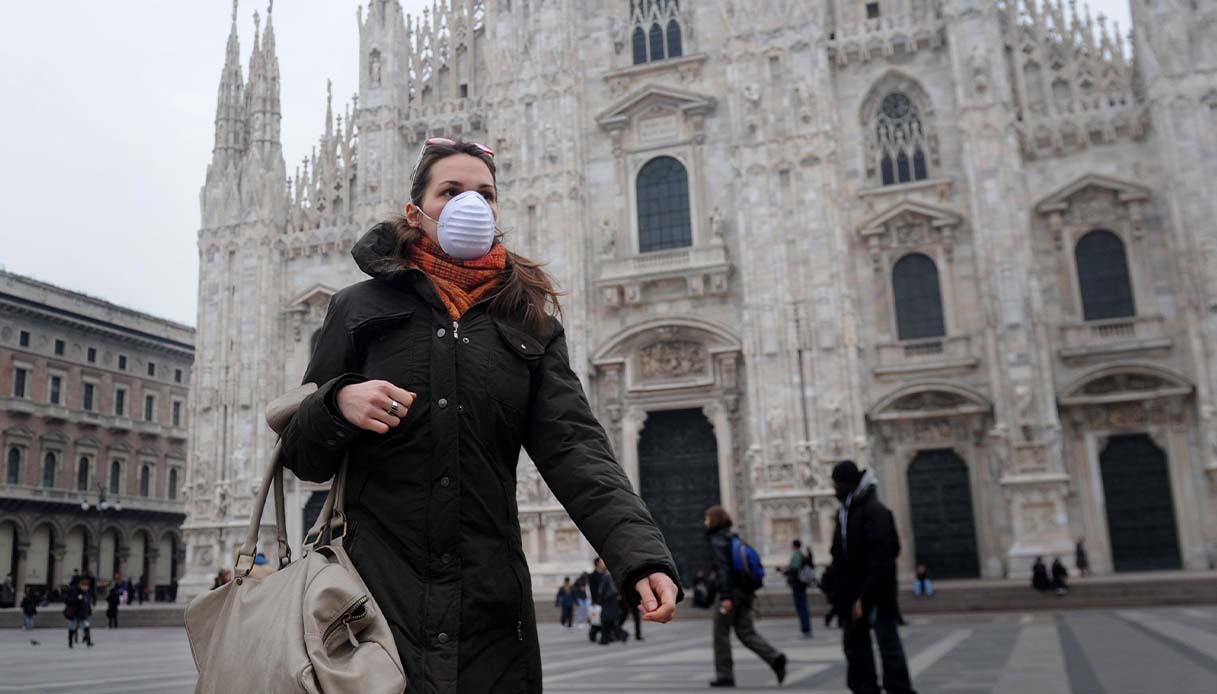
[596,84,716,131]
[860,200,963,238]
[3,424,34,439]
[1035,174,1150,214]
[287,284,339,309]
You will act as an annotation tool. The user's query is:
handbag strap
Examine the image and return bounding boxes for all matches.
[301,458,349,552]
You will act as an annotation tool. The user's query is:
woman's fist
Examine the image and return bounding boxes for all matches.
[336,380,416,434]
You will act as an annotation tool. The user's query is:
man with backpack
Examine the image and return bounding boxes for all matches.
[783,539,815,638]
[830,460,917,694]
[705,505,787,688]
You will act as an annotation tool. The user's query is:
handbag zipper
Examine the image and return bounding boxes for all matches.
[321,596,370,648]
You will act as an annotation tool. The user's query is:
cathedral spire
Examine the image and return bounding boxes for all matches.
[245,4,282,158]
[210,0,245,170]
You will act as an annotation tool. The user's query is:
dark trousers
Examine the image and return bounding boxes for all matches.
[713,593,781,680]
[840,608,917,694]
[792,587,811,634]
[627,604,642,640]
[560,605,573,627]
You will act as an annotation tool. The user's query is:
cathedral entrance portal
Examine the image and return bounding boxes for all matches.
[1100,434,1181,572]
[907,449,980,579]
[637,408,721,586]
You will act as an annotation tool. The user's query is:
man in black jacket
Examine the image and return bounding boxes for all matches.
[829,460,916,694]
[705,506,786,688]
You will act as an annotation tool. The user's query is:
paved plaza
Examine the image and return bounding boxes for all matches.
[2,606,1217,693]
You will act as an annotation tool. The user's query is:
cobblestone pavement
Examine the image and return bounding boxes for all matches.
[2,606,1216,693]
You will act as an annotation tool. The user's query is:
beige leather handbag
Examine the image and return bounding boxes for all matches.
[185,383,406,694]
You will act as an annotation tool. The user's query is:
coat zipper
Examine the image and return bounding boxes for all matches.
[452,320,459,340]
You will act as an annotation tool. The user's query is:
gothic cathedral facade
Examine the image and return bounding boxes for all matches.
[181,0,1217,595]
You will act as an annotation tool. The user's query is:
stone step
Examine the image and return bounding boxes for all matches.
[1,603,185,629]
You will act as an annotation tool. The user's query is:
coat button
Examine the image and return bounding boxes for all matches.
[437,632,449,644]
[438,398,449,409]
[436,328,446,338]
[440,476,450,488]
[441,553,451,563]
[462,337,469,344]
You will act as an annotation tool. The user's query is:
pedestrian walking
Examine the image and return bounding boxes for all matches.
[135,575,146,604]
[556,577,576,628]
[20,587,38,630]
[913,563,934,597]
[105,582,121,628]
[1075,538,1090,577]
[588,559,624,644]
[829,460,917,694]
[783,539,815,638]
[819,563,839,628]
[1031,556,1052,592]
[622,594,643,641]
[64,576,94,648]
[705,505,787,688]
[279,139,683,689]
[1051,557,1069,596]
[573,574,590,628]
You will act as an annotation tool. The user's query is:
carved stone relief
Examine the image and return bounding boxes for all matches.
[639,340,707,380]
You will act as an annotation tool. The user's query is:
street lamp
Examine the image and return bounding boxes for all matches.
[80,484,121,584]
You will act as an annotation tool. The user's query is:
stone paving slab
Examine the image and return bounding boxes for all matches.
[2,606,1216,692]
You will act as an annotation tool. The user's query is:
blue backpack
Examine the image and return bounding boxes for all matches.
[731,536,766,592]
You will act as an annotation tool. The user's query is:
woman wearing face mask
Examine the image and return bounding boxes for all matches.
[280,138,681,693]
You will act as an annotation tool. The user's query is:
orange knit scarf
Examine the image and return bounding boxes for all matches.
[407,234,508,320]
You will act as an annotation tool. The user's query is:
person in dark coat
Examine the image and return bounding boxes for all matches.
[588,560,623,645]
[819,563,839,628]
[705,506,787,688]
[280,139,681,693]
[64,577,93,648]
[1031,556,1052,592]
[105,583,121,628]
[20,587,38,630]
[829,461,917,694]
[1075,539,1090,577]
[784,539,814,637]
[573,574,590,627]
[555,577,575,628]
[1051,557,1069,596]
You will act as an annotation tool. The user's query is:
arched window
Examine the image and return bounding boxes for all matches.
[648,22,665,62]
[77,457,90,491]
[892,253,946,340]
[636,156,692,253]
[168,468,178,500]
[1076,230,1135,320]
[109,461,121,495]
[666,19,683,58]
[874,92,931,186]
[41,452,56,488]
[632,27,647,65]
[139,465,151,497]
[6,448,20,485]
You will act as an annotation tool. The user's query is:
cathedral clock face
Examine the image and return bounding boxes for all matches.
[881,93,912,119]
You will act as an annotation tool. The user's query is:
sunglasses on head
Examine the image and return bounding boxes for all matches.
[409,137,495,184]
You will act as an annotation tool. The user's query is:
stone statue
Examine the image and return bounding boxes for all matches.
[709,207,726,244]
[599,218,616,256]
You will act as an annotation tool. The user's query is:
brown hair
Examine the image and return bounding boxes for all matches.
[387,139,562,335]
[705,505,733,530]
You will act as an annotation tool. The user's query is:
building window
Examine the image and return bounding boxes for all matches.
[87,347,96,363]
[866,2,881,19]
[109,460,122,495]
[144,394,157,422]
[18,330,30,347]
[873,92,930,186]
[174,368,183,384]
[118,354,127,371]
[42,452,57,488]
[1076,229,1136,321]
[648,23,664,61]
[892,253,946,340]
[172,400,183,428]
[83,383,95,411]
[115,387,127,418]
[147,361,156,377]
[632,26,647,64]
[49,375,63,406]
[139,464,151,497]
[629,0,683,64]
[12,367,28,398]
[168,468,178,500]
[54,339,65,356]
[666,19,682,58]
[6,448,20,485]
[76,457,90,491]
[636,156,693,253]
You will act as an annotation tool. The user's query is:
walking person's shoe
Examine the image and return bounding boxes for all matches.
[708,678,735,687]
[772,652,788,684]
[84,628,93,647]
[68,629,75,648]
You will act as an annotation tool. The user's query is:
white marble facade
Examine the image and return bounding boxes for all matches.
[181,0,1217,597]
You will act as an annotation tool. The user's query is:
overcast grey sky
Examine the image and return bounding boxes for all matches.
[0,0,1131,327]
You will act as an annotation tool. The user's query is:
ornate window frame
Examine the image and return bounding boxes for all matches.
[859,73,940,188]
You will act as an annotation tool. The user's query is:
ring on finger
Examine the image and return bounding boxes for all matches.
[387,400,400,415]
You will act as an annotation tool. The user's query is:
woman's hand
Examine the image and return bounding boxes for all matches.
[635,572,679,623]
[336,380,416,433]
